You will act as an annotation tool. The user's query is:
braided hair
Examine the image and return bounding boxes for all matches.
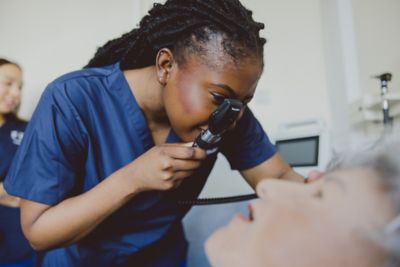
[86,0,266,70]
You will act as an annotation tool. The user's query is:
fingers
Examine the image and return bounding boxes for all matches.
[131,143,207,192]
[159,144,207,160]
[307,170,324,183]
[157,155,199,186]
[163,174,189,190]
[169,158,202,171]
[173,170,196,180]
[158,170,193,190]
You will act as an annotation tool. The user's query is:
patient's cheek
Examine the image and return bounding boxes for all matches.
[206,234,251,267]
[205,230,225,266]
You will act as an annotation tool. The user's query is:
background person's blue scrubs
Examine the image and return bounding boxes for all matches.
[0,115,35,267]
[5,63,276,267]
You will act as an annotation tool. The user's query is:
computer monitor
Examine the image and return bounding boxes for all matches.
[273,119,330,176]
[275,136,319,167]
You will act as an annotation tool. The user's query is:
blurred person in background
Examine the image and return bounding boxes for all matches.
[0,58,34,267]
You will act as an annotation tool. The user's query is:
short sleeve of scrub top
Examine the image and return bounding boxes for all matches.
[219,107,277,170]
[4,83,86,205]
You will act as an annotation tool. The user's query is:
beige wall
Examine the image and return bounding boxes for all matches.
[0,0,141,119]
[243,0,331,135]
[352,0,400,139]
[353,0,400,96]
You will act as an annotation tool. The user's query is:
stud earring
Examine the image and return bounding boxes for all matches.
[158,76,166,85]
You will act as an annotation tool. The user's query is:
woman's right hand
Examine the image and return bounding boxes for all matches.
[18,144,206,250]
[121,143,207,193]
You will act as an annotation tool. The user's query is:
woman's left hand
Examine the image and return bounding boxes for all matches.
[305,170,324,183]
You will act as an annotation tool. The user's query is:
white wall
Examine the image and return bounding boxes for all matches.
[353,0,400,96]
[0,0,141,120]
[351,0,400,141]
[319,0,400,148]
[245,0,331,133]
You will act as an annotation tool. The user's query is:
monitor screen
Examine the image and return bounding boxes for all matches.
[275,136,319,167]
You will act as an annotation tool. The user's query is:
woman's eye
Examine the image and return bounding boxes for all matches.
[210,92,226,105]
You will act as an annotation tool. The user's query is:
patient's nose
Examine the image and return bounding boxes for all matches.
[256,179,307,200]
[257,180,282,199]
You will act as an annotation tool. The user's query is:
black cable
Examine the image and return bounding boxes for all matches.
[178,193,257,205]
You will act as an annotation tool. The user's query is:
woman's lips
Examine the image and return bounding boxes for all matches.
[2,100,17,110]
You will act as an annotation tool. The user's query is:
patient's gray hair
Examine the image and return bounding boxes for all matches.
[325,137,400,267]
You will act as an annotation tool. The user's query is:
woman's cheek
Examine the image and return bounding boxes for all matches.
[175,83,207,115]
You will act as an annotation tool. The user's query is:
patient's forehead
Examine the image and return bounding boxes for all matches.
[322,168,382,190]
[324,168,396,222]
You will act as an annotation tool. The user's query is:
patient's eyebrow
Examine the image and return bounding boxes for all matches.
[324,174,346,192]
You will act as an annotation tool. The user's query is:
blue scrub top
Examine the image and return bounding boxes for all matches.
[4,63,276,267]
[0,115,34,264]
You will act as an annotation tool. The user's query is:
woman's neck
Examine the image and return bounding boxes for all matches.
[123,66,169,125]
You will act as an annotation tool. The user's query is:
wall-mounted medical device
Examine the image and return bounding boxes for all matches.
[350,73,400,127]
[273,119,331,176]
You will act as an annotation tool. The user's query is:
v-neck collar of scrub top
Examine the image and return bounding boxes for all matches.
[111,63,182,153]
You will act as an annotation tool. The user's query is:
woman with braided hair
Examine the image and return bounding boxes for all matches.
[4,0,304,266]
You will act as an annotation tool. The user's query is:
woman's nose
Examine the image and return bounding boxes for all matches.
[9,84,21,98]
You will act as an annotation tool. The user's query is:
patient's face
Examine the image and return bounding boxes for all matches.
[206,168,395,267]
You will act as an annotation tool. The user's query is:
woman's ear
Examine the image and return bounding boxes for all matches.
[156,48,174,86]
